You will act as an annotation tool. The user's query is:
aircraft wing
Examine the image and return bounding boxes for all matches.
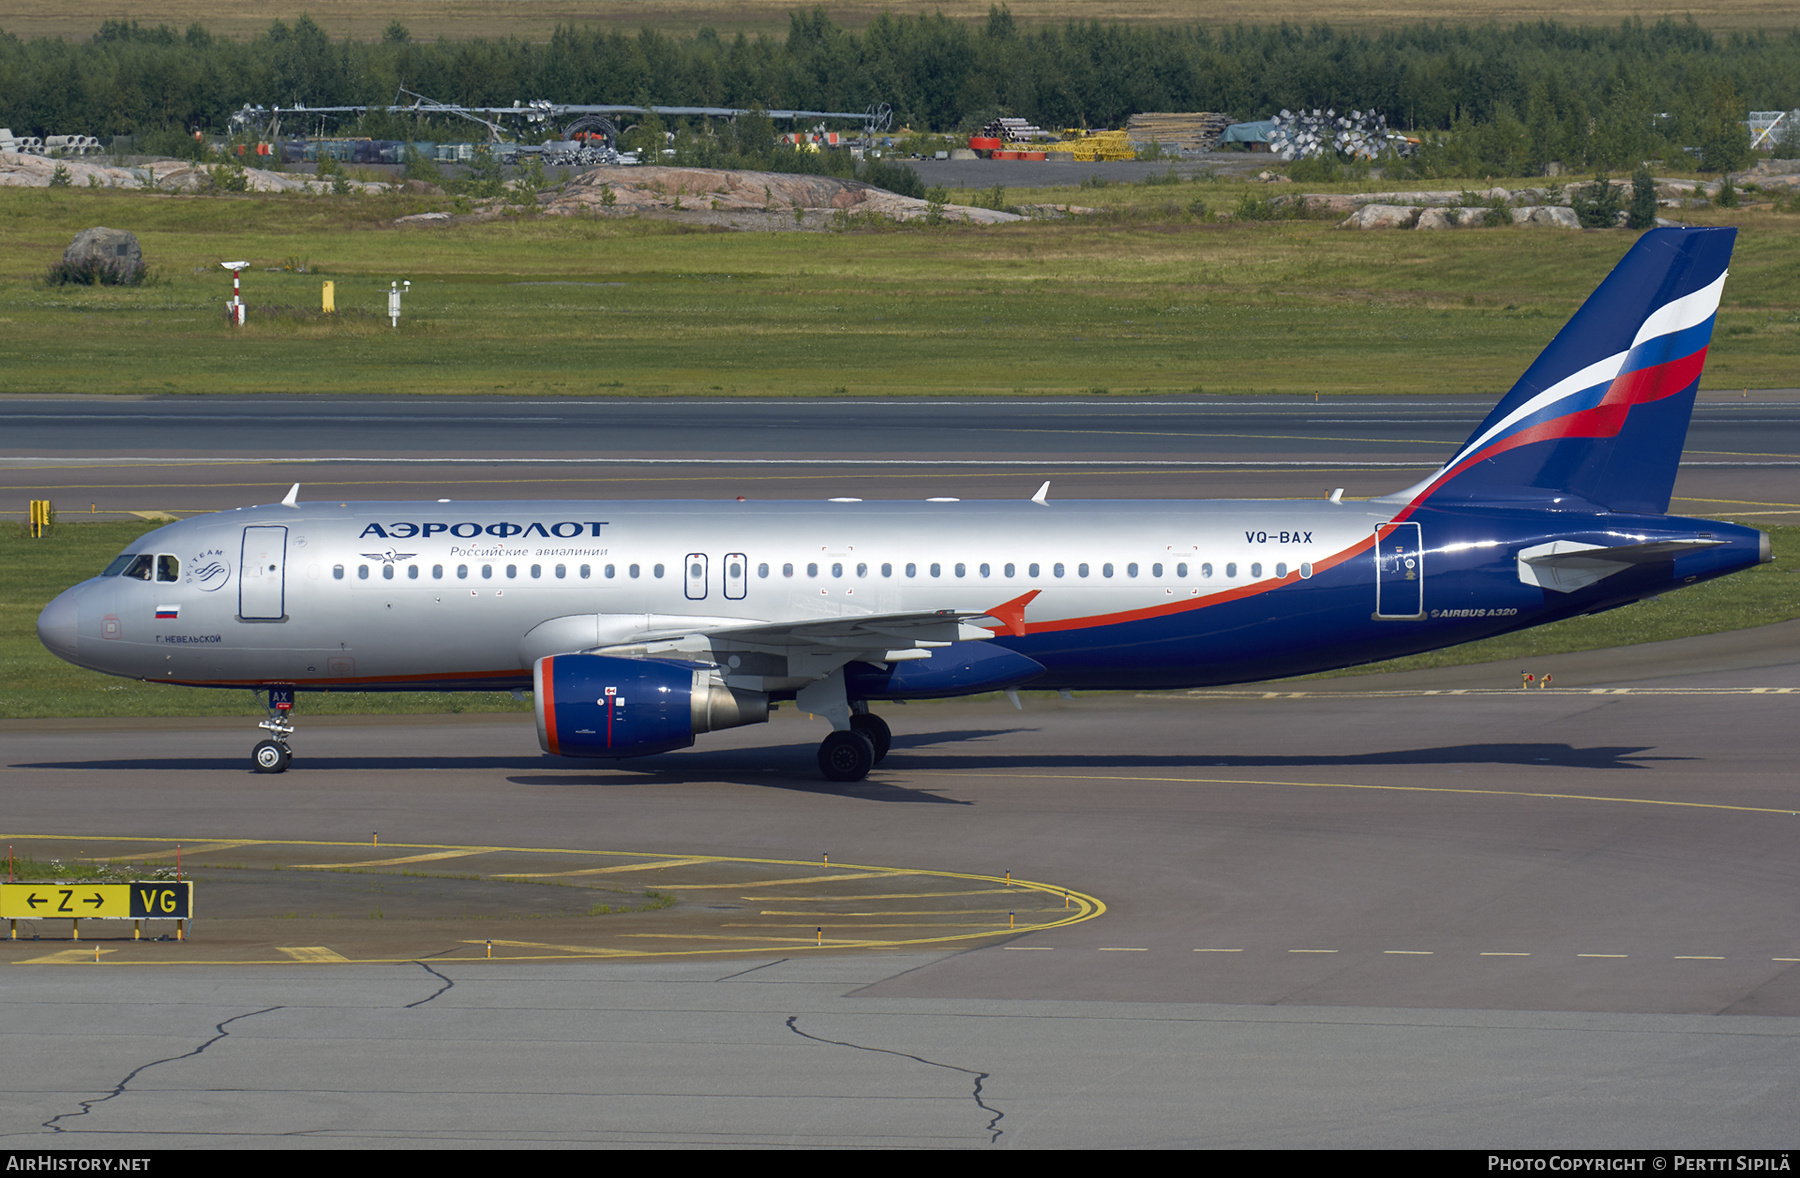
[1517,537,1725,592]
[589,605,1025,690]
[694,609,995,649]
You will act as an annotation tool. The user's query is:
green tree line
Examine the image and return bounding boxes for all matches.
[0,9,1792,171]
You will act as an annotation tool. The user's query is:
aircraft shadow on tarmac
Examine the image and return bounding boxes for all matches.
[16,734,1681,782]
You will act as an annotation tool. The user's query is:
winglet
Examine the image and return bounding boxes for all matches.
[981,589,1041,637]
[1031,480,1050,506]
[281,483,300,508]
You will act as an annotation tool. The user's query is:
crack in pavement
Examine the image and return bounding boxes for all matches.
[405,961,454,1008]
[785,1014,1002,1144]
[41,1006,283,1135]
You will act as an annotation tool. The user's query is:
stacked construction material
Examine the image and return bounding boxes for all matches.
[1268,108,1410,160]
[44,135,102,155]
[1037,130,1134,161]
[979,117,1049,143]
[1125,112,1236,154]
[1,129,45,155]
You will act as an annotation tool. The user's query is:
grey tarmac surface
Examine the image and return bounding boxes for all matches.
[2,391,1798,524]
[0,396,1795,1147]
[2,629,1798,1147]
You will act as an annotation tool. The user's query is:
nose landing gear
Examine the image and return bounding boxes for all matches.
[252,686,296,774]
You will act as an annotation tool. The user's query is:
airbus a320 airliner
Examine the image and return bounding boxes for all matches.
[37,227,1768,781]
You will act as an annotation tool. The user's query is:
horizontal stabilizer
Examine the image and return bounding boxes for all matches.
[1516,537,1723,593]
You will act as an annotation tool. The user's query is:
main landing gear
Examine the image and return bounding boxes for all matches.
[252,687,295,774]
[816,711,891,783]
[798,671,891,784]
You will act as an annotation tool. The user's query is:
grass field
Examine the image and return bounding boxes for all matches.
[3,520,1794,720]
[2,180,1797,400]
[3,0,1793,42]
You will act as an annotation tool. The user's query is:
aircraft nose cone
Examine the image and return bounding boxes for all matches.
[37,590,79,662]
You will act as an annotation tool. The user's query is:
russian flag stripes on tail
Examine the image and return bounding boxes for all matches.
[1401,227,1735,515]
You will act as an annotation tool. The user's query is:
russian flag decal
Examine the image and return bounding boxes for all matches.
[155,604,179,619]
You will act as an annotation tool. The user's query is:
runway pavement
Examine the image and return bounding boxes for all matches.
[3,392,1798,524]
[0,395,1795,1148]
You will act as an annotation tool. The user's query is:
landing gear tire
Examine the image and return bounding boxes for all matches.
[818,730,876,783]
[849,713,891,764]
[252,740,292,774]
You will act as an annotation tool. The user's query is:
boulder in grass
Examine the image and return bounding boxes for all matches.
[1509,206,1581,229]
[57,226,145,284]
[1338,203,1420,229]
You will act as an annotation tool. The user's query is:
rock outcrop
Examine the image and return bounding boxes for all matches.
[545,166,1027,224]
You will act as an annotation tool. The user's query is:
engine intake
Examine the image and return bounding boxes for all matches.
[534,654,768,759]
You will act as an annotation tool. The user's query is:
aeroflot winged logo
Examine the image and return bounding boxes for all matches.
[359,520,610,539]
[361,549,418,565]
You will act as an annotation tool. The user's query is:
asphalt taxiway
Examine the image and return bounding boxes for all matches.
[0,396,1795,1147]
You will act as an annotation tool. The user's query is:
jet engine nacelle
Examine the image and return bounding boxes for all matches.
[534,654,768,759]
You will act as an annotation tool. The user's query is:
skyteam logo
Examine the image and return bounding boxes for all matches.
[189,548,230,592]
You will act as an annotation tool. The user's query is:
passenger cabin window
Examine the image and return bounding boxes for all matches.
[358,565,370,580]
[407,565,419,579]
[382,565,394,580]
[653,564,665,578]
[432,565,443,579]
[457,565,469,579]
[333,565,345,580]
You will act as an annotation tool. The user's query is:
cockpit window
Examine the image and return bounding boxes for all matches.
[102,554,137,577]
[118,554,154,581]
[156,555,180,582]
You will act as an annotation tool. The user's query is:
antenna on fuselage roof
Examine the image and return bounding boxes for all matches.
[1031,481,1050,506]
[281,483,300,508]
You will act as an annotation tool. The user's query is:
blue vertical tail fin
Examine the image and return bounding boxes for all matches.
[1396,227,1734,515]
